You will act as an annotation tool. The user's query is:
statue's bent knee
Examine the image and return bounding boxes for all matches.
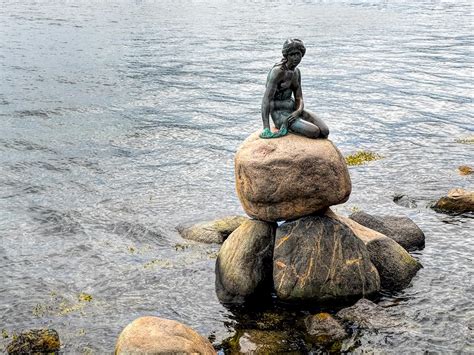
[320,126,329,138]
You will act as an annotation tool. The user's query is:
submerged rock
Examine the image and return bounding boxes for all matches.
[349,211,425,251]
[328,210,422,291]
[235,131,351,222]
[305,313,348,346]
[177,215,248,243]
[6,329,60,354]
[433,188,474,213]
[215,220,276,303]
[336,298,401,329]
[393,194,418,208]
[223,329,297,353]
[115,316,215,355]
[273,215,380,302]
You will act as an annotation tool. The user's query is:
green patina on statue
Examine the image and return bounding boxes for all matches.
[260,39,329,139]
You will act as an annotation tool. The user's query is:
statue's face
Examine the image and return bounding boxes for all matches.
[287,49,302,69]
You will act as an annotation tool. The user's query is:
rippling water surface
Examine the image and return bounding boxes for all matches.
[0,0,473,353]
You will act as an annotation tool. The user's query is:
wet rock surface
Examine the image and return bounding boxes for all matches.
[349,211,425,251]
[215,219,276,303]
[336,298,402,329]
[224,329,297,353]
[115,316,215,355]
[305,313,348,345]
[6,329,60,355]
[273,215,380,302]
[235,131,351,222]
[330,211,422,291]
[433,188,474,213]
[177,215,248,243]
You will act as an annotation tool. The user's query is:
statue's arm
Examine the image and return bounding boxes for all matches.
[293,68,304,115]
[261,68,281,129]
[286,68,304,125]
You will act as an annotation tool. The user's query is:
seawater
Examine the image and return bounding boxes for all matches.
[0,0,472,352]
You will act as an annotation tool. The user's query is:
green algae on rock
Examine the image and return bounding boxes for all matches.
[455,136,474,144]
[345,150,383,166]
[6,329,60,355]
[458,165,473,175]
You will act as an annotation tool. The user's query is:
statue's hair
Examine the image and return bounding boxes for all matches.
[282,38,306,58]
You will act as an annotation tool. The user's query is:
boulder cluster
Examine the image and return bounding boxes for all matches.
[214,131,424,303]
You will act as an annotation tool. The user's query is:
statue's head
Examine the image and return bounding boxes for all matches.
[282,38,306,58]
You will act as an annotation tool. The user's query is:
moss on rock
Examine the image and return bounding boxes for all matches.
[345,151,382,166]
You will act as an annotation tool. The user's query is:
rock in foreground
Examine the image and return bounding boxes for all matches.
[6,329,60,354]
[273,215,380,302]
[177,215,248,243]
[235,131,351,221]
[433,188,474,213]
[115,316,215,355]
[349,211,425,251]
[215,220,276,303]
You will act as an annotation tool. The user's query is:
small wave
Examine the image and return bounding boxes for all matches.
[28,206,85,236]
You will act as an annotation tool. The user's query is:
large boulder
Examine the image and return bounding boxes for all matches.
[215,220,276,303]
[433,188,474,213]
[349,211,425,251]
[273,215,380,302]
[235,132,351,222]
[115,316,215,355]
[177,216,248,243]
[328,210,422,291]
[6,329,60,354]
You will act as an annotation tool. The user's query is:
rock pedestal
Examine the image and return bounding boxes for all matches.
[273,215,380,301]
[209,132,425,305]
[328,210,422,290]
[215,220,276,303]
[235,131,351,222]
[349,211,425,251]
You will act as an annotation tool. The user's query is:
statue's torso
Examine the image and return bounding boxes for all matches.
[268,66,299,106]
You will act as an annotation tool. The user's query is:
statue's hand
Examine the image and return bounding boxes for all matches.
[259,128,274,139]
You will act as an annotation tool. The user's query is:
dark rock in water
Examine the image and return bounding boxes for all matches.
[305,313,348,346]
[328,211,422,291]
[349,211,425,251]
[393,194,417,208]
[336,298,401,330]
[433,188,474,213]
[6,329,60,354]
[177,215,248,243]
[115,316,215,355]
[273,215,380,302]
[215,220,276,303]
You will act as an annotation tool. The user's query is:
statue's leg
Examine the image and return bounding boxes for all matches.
[288,117,321,138]
[299,109,330,138]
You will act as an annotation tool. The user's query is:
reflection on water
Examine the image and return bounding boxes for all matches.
[0,0,473,353]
